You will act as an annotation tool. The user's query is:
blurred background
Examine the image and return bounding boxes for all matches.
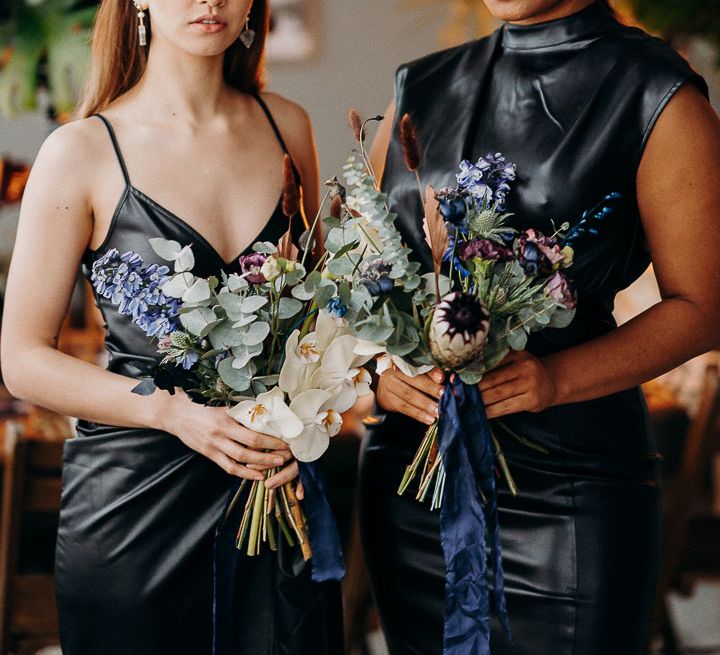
[0,1,719,654]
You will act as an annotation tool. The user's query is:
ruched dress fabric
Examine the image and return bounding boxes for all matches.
[359,5,708,655]
[54,96,343,655]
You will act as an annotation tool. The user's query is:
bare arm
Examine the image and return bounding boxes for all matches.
[0,121,293,483]
[481,84,720,416]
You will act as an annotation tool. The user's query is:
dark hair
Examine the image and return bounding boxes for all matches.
[78,0,269,118]
[598,0,616,15]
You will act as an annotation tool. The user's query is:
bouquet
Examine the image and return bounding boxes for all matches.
[89,154,379,565]
[323,110,621,654]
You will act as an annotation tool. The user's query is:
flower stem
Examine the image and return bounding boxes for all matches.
[490,428,519,497]
[283,482,313,561]
[247,475,267,556]
[398,421,438,496]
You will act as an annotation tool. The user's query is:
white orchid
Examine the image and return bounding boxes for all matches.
[278,310,351,400]
[310,334,375,413]
[353,340,434,378]
[227,387,303,441]
[288,389,344,462]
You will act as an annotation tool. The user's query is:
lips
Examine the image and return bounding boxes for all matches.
[191,14,227,26]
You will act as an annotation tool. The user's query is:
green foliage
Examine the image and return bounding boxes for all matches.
[628,0,720,55]
[0,0,97,118]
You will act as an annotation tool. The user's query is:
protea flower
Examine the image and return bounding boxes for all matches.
[429,292,490,370]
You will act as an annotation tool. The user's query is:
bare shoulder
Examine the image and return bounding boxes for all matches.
[31,116,110,190]
[258,91,312,135]
[257,91,316,175]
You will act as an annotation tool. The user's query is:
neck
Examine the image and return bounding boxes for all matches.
[509,0,597,26]
[132,36,231,123]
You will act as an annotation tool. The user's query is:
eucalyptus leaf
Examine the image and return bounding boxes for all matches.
[180,307,217,337]
[328,257,355,276]
[231,315,257,328]
[507,327,528,351]
[241,296,268,313]
[218,358,252,392]
[226,274,249,292]
[216,293,245,321]
[182,278,211,303]
[242,321,271,346]
[548,307,576,329]
[291,285,315,301]
[161,273,194,299]
[252,241,277,255]
[209,320,247,349]
[299,230,316,252]
[199,318,225,338]
[148,238,182,261]
[278,297,303,320]
[325,227,346,253]
[174,245,195,273]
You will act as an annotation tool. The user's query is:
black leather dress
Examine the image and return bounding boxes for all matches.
[359,4,708,654]
[54,96,343,655]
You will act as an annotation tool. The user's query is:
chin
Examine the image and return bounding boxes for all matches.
[482,0,573,22]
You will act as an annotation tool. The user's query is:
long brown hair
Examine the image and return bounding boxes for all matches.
[77,0,269,118]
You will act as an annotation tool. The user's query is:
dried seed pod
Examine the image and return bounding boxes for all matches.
[282,154,300,219]
[399,113,421,173]
[348,108,364,142]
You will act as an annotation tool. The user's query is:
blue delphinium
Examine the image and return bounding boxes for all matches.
[326,297,348,318]
[436,188,468,226]
[91,248,180,340]
[456,153,517,212]
[563,192,622,247]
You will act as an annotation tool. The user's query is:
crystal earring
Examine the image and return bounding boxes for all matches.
[134,2,148,47]
[240,16,256,49]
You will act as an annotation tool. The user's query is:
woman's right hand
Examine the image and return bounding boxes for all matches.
[375,367,445,425]
[158,392,293,481]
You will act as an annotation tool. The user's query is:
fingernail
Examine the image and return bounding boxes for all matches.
[425,414,435,424]
[434,407,440,417]
[264,480,275,489]
[433,371,443,382]
[274,457,284,466]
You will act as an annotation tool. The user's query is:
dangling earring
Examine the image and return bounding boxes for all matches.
[239,15,256,49]
[134,2,148,47]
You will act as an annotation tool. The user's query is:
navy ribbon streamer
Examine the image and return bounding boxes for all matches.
[437,378,511,655]
[211,462,345,654]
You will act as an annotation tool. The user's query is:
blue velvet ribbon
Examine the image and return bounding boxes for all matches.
[437,377,511,655]
[211,461,345,654]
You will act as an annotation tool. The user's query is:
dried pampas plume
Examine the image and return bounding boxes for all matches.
[399,113,421,173]
[348,108,364,143]
[282,154,300,219]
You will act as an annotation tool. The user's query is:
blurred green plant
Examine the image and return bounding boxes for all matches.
[626,0,720,53]
[0,0,97,119]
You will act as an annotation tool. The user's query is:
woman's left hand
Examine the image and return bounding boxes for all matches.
[478,350,557,419]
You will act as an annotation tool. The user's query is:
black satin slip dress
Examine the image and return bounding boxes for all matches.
[359,4,708,655]
[54,95,343,655]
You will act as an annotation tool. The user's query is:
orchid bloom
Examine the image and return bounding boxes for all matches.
[279,310,351,400]
[353,340,434,378]
[310,334,375,413]
[227,387,303,442]
[288,389,344,462]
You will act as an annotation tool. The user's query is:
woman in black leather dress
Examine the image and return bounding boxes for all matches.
[360,1,720,653]
[1,1,341,654]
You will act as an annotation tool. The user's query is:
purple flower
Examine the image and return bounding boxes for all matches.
[457,238,513,263]
[239,253,268,285]
[546,271,576,310]
[515,229,563,276]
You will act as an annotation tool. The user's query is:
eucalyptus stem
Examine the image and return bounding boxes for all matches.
[398,421,437,495]
[300,189,332,269]
[490,428,519,497]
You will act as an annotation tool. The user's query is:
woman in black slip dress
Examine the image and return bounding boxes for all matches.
[359,0,720,654]
[0,1,343,654]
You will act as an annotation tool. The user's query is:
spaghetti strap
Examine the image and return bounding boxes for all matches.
[251,93,291,154]
[93,114,131,186]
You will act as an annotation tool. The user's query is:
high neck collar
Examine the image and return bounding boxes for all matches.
[502,2,614,50]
